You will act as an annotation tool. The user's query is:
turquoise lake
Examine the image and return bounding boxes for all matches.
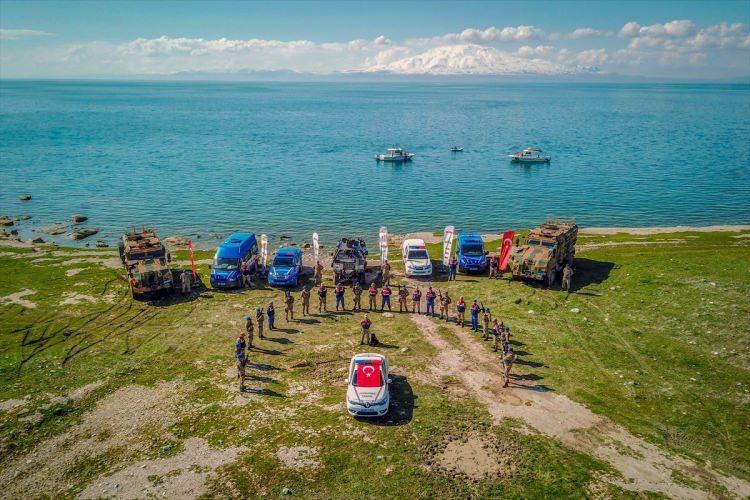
[1,80,749,247]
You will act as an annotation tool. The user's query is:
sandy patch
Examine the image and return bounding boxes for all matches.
[54,256,121,269]
[436,433,510,480]
[78,437,245,500]
[577,239,687,251]
[276,445,320,470]
[410,314,750,499]
[581,225,750,235]
[0,289,38,309]
[59,292,99,306]
[0,381,181,497]
[66,268,84,277]
[731,233,750,238]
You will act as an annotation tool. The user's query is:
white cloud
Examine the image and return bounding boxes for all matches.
[576,48,608,65]
[409,25,545,46]
[567,28,612,40]
[0,28,52,40]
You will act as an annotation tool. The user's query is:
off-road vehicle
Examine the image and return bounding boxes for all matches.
[119,230,174,298]
[508,219,577,286]
[331,237,368,284]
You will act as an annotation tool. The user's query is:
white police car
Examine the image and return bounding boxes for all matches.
[346,353,391,417]
[402,238,433,277]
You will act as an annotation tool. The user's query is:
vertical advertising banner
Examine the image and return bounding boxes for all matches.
[312,232,319,264]
[187,240,197,279]
[379,226,388,265]
[260,234,268,270]
[442,226,454,266]
[499,230,515,271]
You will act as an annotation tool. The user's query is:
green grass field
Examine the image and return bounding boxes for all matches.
[0,229,748,498]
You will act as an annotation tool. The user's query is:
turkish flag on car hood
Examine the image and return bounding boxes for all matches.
[499,230,515,271]
[355,359,382,388]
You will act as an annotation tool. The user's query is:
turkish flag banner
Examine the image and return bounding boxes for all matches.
[355,359,382,388]
[499,230,515,271]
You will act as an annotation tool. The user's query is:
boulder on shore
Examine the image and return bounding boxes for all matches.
[71,228,99,240]
[0,216,14,227]
[28,237,45,244]
[19,195,32,201]
[42,223,69,235]
[71,215,88,223]
[95,240,109,248]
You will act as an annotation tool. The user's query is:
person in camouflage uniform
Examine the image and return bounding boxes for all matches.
[245,315,255,349]
[255,306,265,340]
[439,290,452,321]
[562,264,573,292]
[235,333,247,391]
[502,344,517,388]
[482,307,492,340]
[314,261,323,285]
[352,282,363,310]
[300,285,311,315]
[397,285,408,312]
[284,290,295,321]
[381,260,391,285]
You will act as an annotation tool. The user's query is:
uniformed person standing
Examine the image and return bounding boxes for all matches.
[300,285,311,316]
[489,256,499,279]
[318,284,327,313]
[411,286,422,314]
[334,283,346,311]
[448,255,458,281]
[381,260,391,285]
[502,344,517,388]
[455,296,466,327]
[235,333,247,391]
[470,300,481,332]
[562,264,573,292]
[255,306,265,340]
[490,319,501,351]
[352,282,363,311]
[266,301,276,330]
[368,282,378,311]
[182,269,192,294]
[314,261,323,286]
[380,284,392,311]
[397,285,408,312]
[284,290,295,321]
[482,307,492,340]
[360,314,372,345]
[440,290,452,321]
[245,315,255,349]
[425,286,437,317]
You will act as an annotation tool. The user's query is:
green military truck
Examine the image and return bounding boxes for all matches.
[508,220,578,287]
[119,230,175,298]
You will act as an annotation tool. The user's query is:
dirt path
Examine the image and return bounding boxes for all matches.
[410,314,750,499]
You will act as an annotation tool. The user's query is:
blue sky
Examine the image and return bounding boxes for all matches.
[1,0,749,79]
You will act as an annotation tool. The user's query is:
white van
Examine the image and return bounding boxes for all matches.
[401,238,433,277]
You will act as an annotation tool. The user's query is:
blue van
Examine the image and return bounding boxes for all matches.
[456,233,488,273]
[268,246,303,286]
[210,232,259,288]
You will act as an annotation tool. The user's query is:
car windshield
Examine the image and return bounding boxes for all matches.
[273,256,295,267]
[351,363,383,388]
[407,250,429,260]
[527,239,556,248]
[461,244,484,256]
[213,257,240,270]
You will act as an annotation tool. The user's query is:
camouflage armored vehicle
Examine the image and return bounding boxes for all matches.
[508,220,578,286]
[331,237,368,284]
[119,230,175,298]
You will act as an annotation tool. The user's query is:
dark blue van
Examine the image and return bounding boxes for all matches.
[210,232,259,288]
[456,232,488,273]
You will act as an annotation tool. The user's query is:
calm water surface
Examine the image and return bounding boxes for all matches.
[1,80,749,247]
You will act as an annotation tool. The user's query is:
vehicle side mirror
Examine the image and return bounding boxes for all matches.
[387,378,393,384]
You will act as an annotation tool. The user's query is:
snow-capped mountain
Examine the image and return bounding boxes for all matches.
[361,44,586,75]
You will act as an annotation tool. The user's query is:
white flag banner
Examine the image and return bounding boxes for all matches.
[260,234,268,270]
[442,226,454,266]
[379,226,388,265]
[312,232,319,265]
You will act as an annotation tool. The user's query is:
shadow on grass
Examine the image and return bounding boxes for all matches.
[241,387,286,398]
[570,258,616,292]
[266,336,293,345]
[248,362,280,371]
[249,346,284,356]
[296,318,320,324]
[270,327,300,334]
[360,374,415,426]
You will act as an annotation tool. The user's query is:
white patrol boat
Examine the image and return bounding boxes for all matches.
[376,147,414,162]
[508,147,551,164]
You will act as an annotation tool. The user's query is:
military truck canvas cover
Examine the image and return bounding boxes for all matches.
[509,220,577,284]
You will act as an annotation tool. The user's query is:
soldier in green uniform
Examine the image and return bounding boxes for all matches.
[284,290,295,321]
[482,307,492,340]
[300,285,311,315]
[382,260,391,285]
[439,290,452,321]
[562,264,573,292]
[245,315,255,349]
[314,261,323,285]
[398,285,409,312]
[352,281,363,310]
[502,344,517,388]
[255,306,265,340]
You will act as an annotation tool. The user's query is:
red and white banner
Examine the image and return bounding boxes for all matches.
[379,226,388,265]
[260,234,268,270]
[355,359,382,388]
[312,232,319,264]
[442,226,454,266]
[499,230,515,271]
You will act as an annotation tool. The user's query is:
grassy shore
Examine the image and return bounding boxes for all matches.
[0,228,748,498]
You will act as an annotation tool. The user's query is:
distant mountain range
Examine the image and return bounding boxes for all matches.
[357,44,593,76]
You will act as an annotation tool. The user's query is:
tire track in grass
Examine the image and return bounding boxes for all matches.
[411,313,750,499]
